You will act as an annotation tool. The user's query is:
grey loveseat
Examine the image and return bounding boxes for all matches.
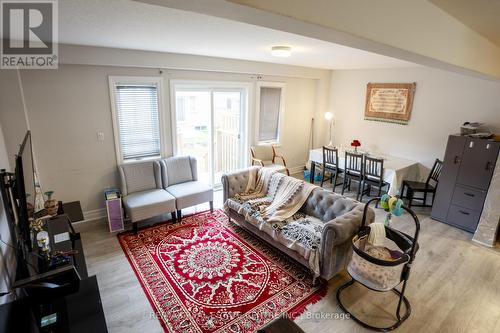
[222,166,373,281]
[119,156,213,233]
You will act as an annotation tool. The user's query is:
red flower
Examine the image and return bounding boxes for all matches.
[351,139,361,147]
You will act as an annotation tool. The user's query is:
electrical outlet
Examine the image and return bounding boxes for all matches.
[97,132,105,142]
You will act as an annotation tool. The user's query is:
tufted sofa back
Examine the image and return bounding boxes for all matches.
[222,166,360,222]
[222,166,260,202]
[301,188,359,222]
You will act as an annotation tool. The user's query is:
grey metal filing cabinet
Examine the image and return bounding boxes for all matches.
[431,135,499,232]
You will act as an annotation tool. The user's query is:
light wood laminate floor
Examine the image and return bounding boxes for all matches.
[75,183,500,333]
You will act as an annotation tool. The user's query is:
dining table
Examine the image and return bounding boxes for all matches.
[308,148,426,196]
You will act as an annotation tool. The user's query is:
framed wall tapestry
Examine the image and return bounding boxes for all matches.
[364,82,416,125]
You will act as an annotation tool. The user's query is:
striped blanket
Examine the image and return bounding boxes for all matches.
[230,167,317,222]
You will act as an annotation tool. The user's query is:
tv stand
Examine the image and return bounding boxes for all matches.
[22,214,88,281]
[0,276,108,333]
[2,216,108,332]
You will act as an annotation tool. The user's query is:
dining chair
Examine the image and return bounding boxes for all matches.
[250,144,290,175]
[400,158,443,208]
[320,146,343,191]
[341,151,364,200]
[360,156,389,202]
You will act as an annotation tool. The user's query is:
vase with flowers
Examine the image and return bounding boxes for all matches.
[350,139,361,153]
[44,190,58,216]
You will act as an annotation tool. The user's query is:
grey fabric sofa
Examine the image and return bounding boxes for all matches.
[222,166,373,281]
[119,156,213,233]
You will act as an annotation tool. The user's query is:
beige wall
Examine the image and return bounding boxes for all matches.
[229,0,500,79]
[329,66,500,169]
[0,62,329,215]
[0,71,29,169]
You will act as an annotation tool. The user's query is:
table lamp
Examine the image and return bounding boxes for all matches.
[324,112,334,146]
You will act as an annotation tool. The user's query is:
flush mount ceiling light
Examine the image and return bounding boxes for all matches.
[271,46,292,57]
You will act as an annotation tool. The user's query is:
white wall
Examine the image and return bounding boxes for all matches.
[330,66,500,168]
[0,59,329,216]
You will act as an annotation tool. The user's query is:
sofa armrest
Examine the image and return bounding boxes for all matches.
[221,167,260,203]
[319,204,375,279]
[321,204,374,249]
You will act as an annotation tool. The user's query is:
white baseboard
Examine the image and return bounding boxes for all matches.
[289,165,306,175]
[79,208,107,224]
[471,238,495,248]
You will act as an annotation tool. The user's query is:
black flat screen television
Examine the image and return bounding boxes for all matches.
[15,131,37,251]
[0,131,37,294]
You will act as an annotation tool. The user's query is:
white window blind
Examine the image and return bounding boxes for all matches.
[114,84,161,160]
[258,87,282,142]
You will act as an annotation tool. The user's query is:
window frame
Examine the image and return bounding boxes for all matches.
[108,76,166,165]
[255,81,286,145]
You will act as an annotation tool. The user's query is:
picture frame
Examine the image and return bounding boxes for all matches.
[364,82,416,125]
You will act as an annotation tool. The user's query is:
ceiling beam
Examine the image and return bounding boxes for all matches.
[136,0,500,80]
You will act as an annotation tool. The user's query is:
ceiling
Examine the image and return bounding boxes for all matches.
[55,0,415,70]
[429,0,500,47]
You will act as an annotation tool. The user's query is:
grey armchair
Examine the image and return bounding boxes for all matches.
[160,156,213,220]
[119,160,176,233]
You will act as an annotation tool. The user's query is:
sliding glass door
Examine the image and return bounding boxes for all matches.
[173,83,248,187]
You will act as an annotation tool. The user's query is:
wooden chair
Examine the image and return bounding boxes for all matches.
[341,151,364,200]
[400,159,443,208]
[250,144,290,175]
[320,146,343,191]
[360,156,389,202]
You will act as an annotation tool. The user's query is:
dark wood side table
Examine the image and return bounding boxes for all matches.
[258,317,306,333]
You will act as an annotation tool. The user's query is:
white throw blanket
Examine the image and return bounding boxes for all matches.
[232,168,317,222]
[368,222,386,247]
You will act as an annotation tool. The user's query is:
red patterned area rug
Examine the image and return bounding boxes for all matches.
[118,209,327,333]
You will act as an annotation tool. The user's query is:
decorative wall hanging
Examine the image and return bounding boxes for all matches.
[364,83,416,125]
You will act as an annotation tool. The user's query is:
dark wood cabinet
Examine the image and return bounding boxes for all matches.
[431,135,466,221]
[431,135,499,232]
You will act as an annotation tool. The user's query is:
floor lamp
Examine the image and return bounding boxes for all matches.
[324,112,334,146]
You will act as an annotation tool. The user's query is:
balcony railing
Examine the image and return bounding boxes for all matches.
[215,111,240,178]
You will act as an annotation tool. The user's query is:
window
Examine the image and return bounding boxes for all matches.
[256,82,285,143]
[109,77,164,163]
[171,80,249,186]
